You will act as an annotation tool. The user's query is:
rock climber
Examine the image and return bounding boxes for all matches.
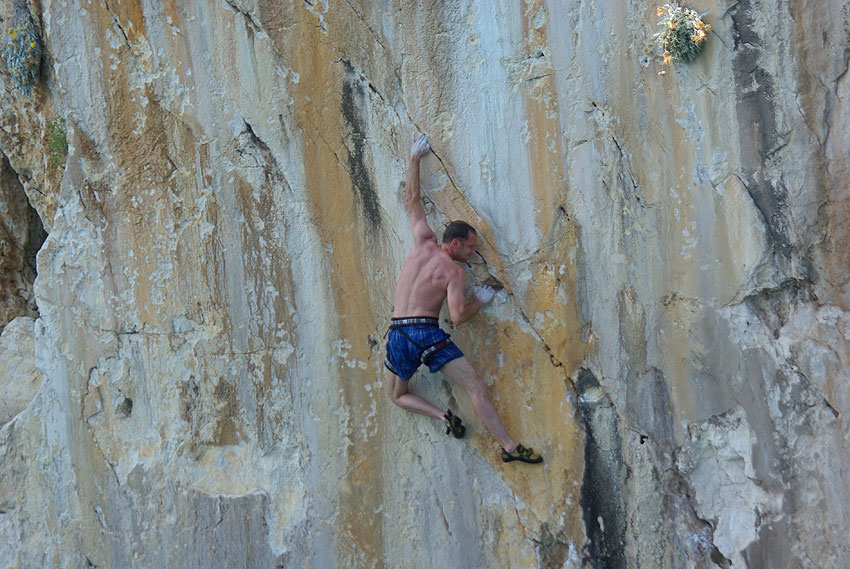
[383,133,543,464]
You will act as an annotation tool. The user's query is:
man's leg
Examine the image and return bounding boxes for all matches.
[439,357,518,451]
[384,368,449,425]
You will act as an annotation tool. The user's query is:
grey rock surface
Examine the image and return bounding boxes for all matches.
[0,1,848,568]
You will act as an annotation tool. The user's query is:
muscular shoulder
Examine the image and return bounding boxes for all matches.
[445,260,464,282]
[431,254,463,288]
[414,243,459,281]
[410,237,440,258]
[412,222,438,246]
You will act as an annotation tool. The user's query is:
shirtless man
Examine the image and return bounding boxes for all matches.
[383,133,542,464]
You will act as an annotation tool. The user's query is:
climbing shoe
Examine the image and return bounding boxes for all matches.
[501,444,543,464]
[444,409,466,439]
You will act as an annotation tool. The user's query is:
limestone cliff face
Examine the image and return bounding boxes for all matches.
[0,1,848,567]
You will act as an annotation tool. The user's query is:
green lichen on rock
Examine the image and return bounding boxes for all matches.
[654,3,711,65]
[3,5,42,96]
[46,118,67,166]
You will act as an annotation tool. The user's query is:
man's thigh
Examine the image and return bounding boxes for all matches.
[439,356,484,392]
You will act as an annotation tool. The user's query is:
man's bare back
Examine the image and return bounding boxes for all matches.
[392,235,478,320]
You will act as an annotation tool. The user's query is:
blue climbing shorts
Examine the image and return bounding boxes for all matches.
[384,317,464,380]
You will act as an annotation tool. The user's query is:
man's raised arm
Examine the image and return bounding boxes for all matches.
[406,133,436,244]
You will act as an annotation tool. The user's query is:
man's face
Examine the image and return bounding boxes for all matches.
[454,233,478,262]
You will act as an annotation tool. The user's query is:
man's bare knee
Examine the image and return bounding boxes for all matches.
[468,377,491,401]
[458,370,488,397]
[441,357,485,391]
[385,385,398,404]
[384,370,408,405]
[387,387,404,406]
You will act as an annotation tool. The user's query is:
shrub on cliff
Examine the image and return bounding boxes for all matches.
[3,5,42,97]
[654,3,711,65]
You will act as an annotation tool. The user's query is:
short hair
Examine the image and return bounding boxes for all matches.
[442,220,476,244]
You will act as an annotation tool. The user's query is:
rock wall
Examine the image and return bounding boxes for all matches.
[0,1,848,568]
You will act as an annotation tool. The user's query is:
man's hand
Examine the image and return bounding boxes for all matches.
[471,285,496,304]
[410,133,430,159]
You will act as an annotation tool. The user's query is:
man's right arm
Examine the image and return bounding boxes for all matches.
[446,267,492,325]
[406,134,436,244]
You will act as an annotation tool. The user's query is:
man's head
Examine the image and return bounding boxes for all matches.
[442,221,478,262]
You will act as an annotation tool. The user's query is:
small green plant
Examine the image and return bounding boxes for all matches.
[3,12,42,97]
[654,3,711,65]
[46,118,67,166]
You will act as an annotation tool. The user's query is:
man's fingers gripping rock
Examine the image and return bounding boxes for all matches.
[410,133,430,158]
[472,285,496,303]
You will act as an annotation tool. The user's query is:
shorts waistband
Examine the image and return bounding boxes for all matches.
[390,317,439,327]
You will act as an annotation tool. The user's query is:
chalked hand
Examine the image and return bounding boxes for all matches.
[410,132,430,158]
[472,285,496,304]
